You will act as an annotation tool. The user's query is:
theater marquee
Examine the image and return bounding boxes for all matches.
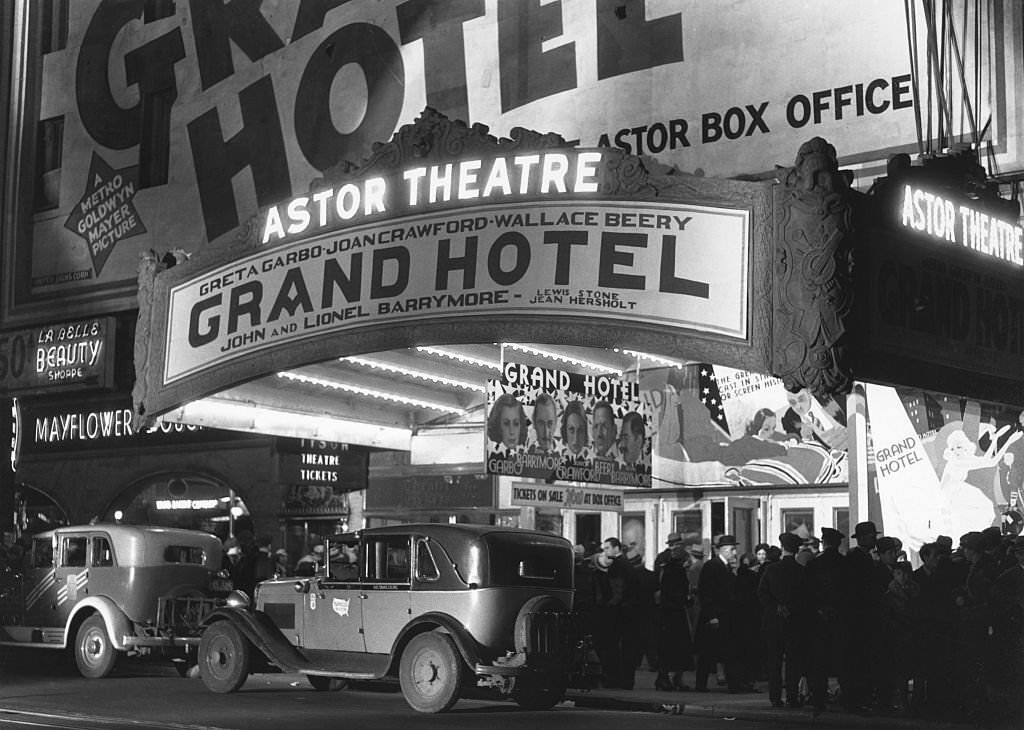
[165,198,747,385]
[134,110,769,422]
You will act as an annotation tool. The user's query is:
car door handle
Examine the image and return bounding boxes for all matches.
[360,593,368,599]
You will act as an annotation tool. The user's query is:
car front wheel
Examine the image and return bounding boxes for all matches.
[199,622,251,693]
[399,631,464,713]
[74,615,119,678]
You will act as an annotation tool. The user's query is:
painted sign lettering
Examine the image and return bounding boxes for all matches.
[24,1,934,305]
[164,200,747,384]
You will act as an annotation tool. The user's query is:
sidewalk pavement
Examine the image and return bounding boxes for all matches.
[562,670,973,728]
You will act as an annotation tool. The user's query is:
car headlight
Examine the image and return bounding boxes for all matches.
[225,589,251,610]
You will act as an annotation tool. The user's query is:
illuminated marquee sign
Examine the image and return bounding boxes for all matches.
[166,190,748,385]
[262,151,603,245]
[0,317,115,395]
[899,185,1024,267]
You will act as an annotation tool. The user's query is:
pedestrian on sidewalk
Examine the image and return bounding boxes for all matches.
[694,534,741,692]
[652,532,693,691]
[758,532,807,708]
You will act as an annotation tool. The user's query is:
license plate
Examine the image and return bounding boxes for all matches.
[210,578,233,593]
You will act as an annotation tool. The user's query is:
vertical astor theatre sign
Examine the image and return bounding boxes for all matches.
[133,108,771,428]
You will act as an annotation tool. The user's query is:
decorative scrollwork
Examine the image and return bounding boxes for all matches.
[771,137,857,399]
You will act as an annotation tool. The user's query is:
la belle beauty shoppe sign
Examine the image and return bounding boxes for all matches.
[156,136,750,388]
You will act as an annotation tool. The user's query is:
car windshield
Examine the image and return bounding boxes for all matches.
[484,534,572,589]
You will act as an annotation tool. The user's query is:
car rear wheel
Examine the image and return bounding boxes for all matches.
[74,615,119,678]
[199,622,251,693]
[399,631,463,713]
[308,675,349,691]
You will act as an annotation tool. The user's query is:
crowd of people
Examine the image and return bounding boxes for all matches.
[574,522,1024,725]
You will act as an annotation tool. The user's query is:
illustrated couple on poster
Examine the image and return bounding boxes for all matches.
[645,364,849,487]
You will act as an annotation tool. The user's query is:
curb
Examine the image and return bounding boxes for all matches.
[563,692,973,728]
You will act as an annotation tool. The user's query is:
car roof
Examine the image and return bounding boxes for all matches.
[36,524,219,541]
[33,524,222,568]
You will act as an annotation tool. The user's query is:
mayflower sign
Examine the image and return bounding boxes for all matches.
[133,109,768,423]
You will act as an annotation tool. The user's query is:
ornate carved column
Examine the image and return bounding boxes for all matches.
[771,137,856,399]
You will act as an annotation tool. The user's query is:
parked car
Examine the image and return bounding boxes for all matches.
[0,524,230,678]
[197,524,591,712]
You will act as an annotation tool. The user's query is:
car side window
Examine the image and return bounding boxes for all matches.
[62,536,87,568]
[364,536,411,583]
[33,538,54,569]
[91,537,114,567]
[416,539,439,582]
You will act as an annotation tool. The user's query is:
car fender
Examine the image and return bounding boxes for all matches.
[390,611,482,673]
[65,597,132,651]
[201,608,306,672]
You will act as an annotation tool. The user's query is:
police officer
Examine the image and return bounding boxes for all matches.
[843,521,879,712]
[759,532,807,708]
[805,527,846,713]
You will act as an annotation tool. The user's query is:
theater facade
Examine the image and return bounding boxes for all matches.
[2,1,1023,563]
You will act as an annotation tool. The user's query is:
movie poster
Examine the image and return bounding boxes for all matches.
[867,383,1024,549]
[485,362,652,487]
[642,364,848,487]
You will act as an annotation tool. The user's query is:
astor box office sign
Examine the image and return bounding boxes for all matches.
[12,0,975,319]
[134,109,768,420]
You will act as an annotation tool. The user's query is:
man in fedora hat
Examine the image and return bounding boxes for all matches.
[694,534,742,692]
[843,521,879,712]
[759,532,808,708]
[653,532,694,691]
[806,526,847,713]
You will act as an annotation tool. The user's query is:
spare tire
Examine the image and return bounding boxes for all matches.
[512,595,567,655]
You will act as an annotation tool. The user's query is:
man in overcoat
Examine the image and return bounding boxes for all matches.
[805,527,847,712]
[694,534,741,692]
[842,521,879,711]
[759,532,807,708]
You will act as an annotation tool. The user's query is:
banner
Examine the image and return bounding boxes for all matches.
[163,199,747,384]
[510,483,624,512]
[485,362,652,487]
[642,364,848,487]
[23,0,1009,310]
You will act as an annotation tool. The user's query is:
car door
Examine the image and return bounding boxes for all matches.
[300,571,364,652]
[360,534,412,655]
[23,532,85,638]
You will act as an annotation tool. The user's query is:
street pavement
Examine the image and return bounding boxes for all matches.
[565,669,975,728]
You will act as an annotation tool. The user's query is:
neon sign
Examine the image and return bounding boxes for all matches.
[0,317,115,395]
[899,184,1024,267]
[261,151,603,245]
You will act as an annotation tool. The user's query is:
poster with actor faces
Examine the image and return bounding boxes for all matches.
[485,362,652,487]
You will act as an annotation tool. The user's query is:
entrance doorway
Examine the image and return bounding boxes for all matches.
[575,513,601,553]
